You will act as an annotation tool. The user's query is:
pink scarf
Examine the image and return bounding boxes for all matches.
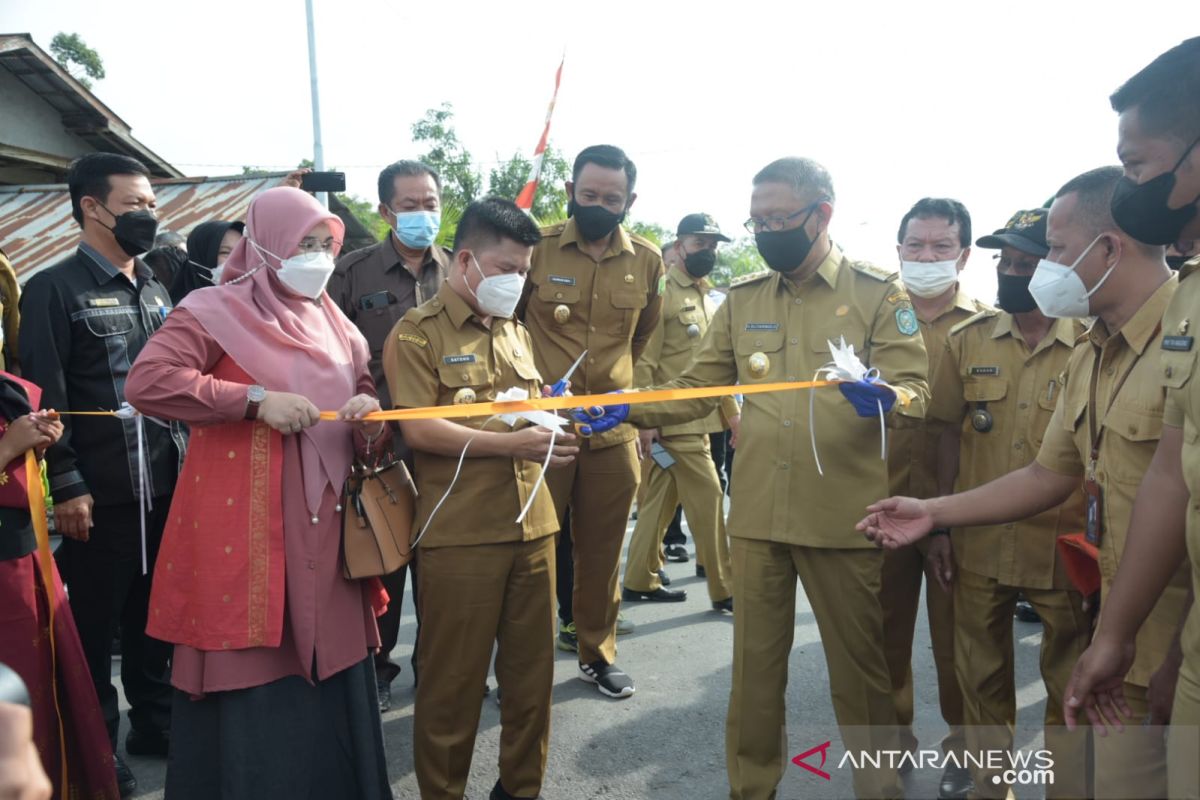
[180,187,367,515]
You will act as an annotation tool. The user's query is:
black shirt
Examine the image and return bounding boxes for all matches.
[19,243,186,507]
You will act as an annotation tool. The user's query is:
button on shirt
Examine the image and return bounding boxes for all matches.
[634,267,740,436]
[629,245,930,548]
[930,311,1083,589]
[887,287,989,501]
[19,243,185,505]
[328,236,448,408]
[384,284,557,548]
[1035,275,1190,686]
[518,218,664,449]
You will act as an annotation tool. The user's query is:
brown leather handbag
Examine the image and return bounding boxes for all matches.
[342,459,418,579]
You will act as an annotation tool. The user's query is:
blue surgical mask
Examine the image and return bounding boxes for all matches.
[394,210,441,249]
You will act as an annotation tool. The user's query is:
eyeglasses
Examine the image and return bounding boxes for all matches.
[296,237,341,255]
[744,201,823,234]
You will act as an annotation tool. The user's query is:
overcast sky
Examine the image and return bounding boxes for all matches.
[3,0,1189,299]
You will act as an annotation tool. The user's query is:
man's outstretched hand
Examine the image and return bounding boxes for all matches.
[856,496,934,548]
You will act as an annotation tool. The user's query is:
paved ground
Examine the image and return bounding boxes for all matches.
[120,515,1053,799]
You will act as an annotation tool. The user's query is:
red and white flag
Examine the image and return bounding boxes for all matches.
[515,55,565,211]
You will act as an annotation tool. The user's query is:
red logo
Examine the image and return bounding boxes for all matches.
[792,740,832,780]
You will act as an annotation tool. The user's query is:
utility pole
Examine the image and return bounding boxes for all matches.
[304,0,327,206]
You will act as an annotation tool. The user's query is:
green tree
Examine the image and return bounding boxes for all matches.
[412,103,482,208]
[711,237,767,287]
[626,220,673,248]
[50,32,105,89]
[337,194,390,241]
[487,145,570,220]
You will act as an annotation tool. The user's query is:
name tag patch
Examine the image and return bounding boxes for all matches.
[88,297,121,307]
[745,322,780,331]
[1162,336,1194,352]
[969,366,1000,376]
[443,354,477,365]
[548,275,576,286]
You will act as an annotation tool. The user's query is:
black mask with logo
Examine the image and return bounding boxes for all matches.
[995,272,1038,313]
[754,205,819,273]
[683,248,717,278]
[1111,134,1200,245]
[568,197,625,242]
[96,200,160,257]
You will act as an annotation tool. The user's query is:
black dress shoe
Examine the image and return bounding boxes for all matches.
[938,764,973,799]
[664,544,690,562]
[376,677,392,713]
[125,728,169,757]
[712,597,733,612]
[695,564,706,578]
[657,568,671,586]
[115,754,137,798]
[622,586,687,602]
[490,778,541,799]
[1014,597,1041,623]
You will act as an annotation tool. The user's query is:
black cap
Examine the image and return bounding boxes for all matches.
[975,209,1049,257]
[677,213,731,242]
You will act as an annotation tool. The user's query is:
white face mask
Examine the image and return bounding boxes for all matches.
[209,266,225,285]
[248,238,337,300]
[468,255,524,318]
[1029,235,1114,319]
[900,259,960,298]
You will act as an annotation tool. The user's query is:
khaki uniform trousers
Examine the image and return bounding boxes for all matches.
[624,433,732,602]
[727,537,902,800]
[880,538,964,754]
[953,567,1091,799]
[1091,682,1168,799]
[544,437,640,665]
[1169,666,1200,799]
[413,536,556,800]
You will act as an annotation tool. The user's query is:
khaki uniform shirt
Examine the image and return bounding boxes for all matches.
[1158,256,1200,678]
[630,244,930,548]
[634,267,740,436]
[384,283,557,548]
[887,287,989,500]
[1036,275,1190,686]
[518,218,664,449]
[930,311,1084,589]
[329,236,448,408]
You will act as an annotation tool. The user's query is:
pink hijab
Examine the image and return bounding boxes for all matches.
[180,187,367,515]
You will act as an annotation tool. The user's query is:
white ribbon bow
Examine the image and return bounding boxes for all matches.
[810,337,886,476]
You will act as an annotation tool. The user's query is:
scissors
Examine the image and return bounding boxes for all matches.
[549,349,587,397]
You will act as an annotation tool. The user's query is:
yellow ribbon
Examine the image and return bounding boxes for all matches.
[27,451,68,798]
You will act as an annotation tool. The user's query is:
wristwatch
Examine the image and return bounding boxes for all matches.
[244,385,267,420]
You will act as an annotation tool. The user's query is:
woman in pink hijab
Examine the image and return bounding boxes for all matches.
[126,187,393,800]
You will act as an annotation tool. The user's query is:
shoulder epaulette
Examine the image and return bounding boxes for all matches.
[404,296,444,324]
[849,260,898,282]
[730,270,771,289]
[333,240,380,270]
[628,231,662,254]
[949,308,999,336]
[539,221,567,237]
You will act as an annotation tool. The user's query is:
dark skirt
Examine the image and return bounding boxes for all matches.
[164,656,393,800]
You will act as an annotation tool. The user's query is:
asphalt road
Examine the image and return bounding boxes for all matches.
[120,515,1052,799]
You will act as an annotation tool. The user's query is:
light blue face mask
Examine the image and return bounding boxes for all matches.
[394,210,441,249]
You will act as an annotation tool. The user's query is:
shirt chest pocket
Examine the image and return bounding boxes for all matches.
[735,331,785,382]
[962,378,1009,436]
[609,288,647,338]
[1161,349,1197,391]
[537,282,582,326]
[438,363,493,404]
[77,308,136,338]
[809,328,867,357]
[1102,402,1163,484]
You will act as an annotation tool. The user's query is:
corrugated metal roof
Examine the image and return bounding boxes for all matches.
[0,173,289,282]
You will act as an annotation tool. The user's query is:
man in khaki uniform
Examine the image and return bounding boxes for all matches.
[623,213,737,609]
[929,209,1090,798]
[516,144,663,699]
[881,198,982,797]
[1062,37,1200,800]
[860,167,1191,799]
[329,159,448,705]
[623,157,930,799]
[386,198,577,800]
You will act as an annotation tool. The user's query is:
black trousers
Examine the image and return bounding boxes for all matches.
[372,556,419,685]
[57,500,173,748]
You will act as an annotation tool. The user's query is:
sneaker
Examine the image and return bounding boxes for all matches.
[556,621,578,652]
[616,614,636,635]
[578,660,635,698]
[664,544,690,562]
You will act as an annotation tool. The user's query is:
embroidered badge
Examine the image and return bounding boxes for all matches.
[1162,336,1194,352]
[396,333,428,347]
[895,307,918,336]
[443,354,477,365]
[657,275,666,294]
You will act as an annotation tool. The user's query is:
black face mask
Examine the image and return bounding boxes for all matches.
[995,272,1038,313]
[96,201,160,257]
[568,198,625,242]
[1111,135,1200,245]
[754,205,820,272]
[683,248,717,278]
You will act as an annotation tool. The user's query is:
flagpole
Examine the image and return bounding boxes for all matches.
[515,54,565,213]
[304,0,327,206]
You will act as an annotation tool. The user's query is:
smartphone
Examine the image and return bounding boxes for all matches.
[359,290,395,311]
[649,442,676,470]
[300,171,346,193]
